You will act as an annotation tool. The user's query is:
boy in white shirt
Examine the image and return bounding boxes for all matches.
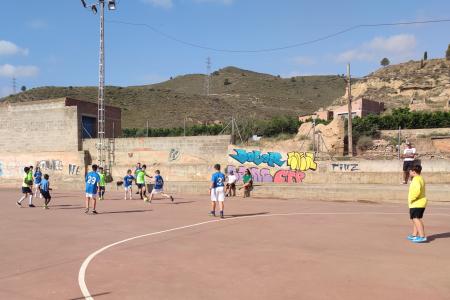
[401,142,416,184]
[225,170,237,197]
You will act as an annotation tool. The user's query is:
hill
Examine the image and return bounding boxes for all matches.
[1,67,346,129]
[334,59,450,111]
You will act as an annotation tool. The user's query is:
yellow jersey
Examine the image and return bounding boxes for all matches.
[408,175,427,208]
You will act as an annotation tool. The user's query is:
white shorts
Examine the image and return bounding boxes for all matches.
[86,193,97,199]
[151,188,164,194]
[124,186,132,191]
[211,187,225,202]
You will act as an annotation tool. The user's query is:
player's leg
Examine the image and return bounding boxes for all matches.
[85,195,90,213]
[210,188,217,216]
[217,187,225,218]
[413,218,425,237]
[92,196,98,214]
[161,192,174,202]
[124,187,128,200]
[17,188,27,206]
[28,190,34,207]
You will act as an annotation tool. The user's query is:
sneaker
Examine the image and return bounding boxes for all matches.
[43,205,49,210]
[407,235,416,241]
[412,236,427,243]
[92,210,98,214]
[29,204,36,208]
[144,197,149,202]
[85,208,89,214]
[16,201,22,207]
[170,196,174,202]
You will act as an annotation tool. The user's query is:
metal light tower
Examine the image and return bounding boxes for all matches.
[204,57,211,96]
[81,0,116,168]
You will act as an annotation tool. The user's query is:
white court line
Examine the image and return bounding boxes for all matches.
[78,211,450,300]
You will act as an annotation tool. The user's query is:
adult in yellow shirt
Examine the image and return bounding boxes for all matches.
[407,165,427,243]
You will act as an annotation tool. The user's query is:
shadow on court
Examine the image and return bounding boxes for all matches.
[69,292,111,300]
[225,212,269,218]
[428,232,450,241]
[99,209,152,215]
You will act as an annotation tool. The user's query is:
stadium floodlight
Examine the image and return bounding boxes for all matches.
[108,0,116,10]
[91,4,98,14]
[81,0,87,8]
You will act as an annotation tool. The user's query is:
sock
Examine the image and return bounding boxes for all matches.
[210,210,215,215]
[18,195,26,204]
[220,210,224,216]
[28,195,33,205]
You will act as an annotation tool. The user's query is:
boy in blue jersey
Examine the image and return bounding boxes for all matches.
[33,166,43,199]
[148,170,174,203]
[40,174,52,209]
[209,164,226,218]
[123,169,135,200]
[85,164,101,214]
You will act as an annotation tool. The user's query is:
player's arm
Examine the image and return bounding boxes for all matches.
[408,180,421,203]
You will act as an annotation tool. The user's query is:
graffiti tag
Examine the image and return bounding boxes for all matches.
[331,163,359,172]
[0,161,3,176]
[68,164,80,175]
[37,160,63,171]
[169,148,181,161]
[229,149,285,167]
[287,152,317,171]
[226,165,273,183]
[273,170,306,183]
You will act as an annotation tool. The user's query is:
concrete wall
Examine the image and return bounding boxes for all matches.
[226,146,450,185]
[0,101,79,152]
[82,135,230,182]
[0,151,87,187]
[381,128,450,139]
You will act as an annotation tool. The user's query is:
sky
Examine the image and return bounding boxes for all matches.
[1,0,450,97]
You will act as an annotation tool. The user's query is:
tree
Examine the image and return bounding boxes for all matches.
[446,44,450,61]
[380,57,390,67]
[20,85,26,92]
[423,51,428,61]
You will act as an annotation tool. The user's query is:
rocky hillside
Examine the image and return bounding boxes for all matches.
[1,67,346,129]
[334,59,450,111]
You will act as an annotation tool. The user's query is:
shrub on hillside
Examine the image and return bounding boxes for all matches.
[356,136,374,151]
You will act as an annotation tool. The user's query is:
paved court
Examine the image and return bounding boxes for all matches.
[1,188,449,300]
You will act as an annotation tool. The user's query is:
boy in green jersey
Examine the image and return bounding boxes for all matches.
[136,165,152,201]
[98,167,106,200]
[17,167,35,207]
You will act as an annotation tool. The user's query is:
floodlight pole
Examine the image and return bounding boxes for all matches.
[98,0,106,169]
[347,63,353,157]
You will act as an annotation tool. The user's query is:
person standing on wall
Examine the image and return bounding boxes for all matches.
[401,141,417,184]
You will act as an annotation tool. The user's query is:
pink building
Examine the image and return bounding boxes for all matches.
[333,98,384,119]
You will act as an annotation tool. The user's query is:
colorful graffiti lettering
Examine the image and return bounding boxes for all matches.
[331,163,359,172]
[37,160,63,171]
[68,164,80,175]
[0,161,3,176]
[226,165,273,183]
[229,149,285,167]
[287,152,317,171]
[273,170,306,183]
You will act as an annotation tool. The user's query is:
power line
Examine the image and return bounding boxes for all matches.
[106,18,450,53]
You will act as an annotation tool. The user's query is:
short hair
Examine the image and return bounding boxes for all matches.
[155,170,160,174]
[137,162,141,165]
[229,170,234,175]
[24,167,30,173]
[99,167,104,171]
[29,165,33,169]
[127,169,132,173]
[92,164,98,171]
[412,165,422,174]
[44,174,49,180]
[214,164,221,170]
[142,164,147,169]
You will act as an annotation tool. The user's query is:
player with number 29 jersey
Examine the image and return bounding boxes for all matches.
[86,171,100,195]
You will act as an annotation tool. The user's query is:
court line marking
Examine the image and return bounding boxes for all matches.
[78,211,450,300]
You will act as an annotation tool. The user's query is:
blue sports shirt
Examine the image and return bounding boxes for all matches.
[124,175,134,187]
[85,171,100,194]
[211,172,225,188]
[40,179,49,192]
[154,175,164,190]
[34,171,42,184]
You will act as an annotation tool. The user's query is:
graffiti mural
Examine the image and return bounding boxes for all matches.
[226,165,273,183]
[287,152,317,171]
[273,170,306,183]
[331,163,359,172]
[169,148,181,161]
[37,160,63,171]
[68,164,81,175]
[0,161,3,176]
[229,149,285,167]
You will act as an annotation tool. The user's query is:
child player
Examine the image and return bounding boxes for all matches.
[136,164,152,201]
[98,167,106,200]
[40,174,51,209]
[147,170,174,203]
[407,165,428,243]
[124,169,135,200]
[85,164,101,214]
[33,166,42,198]
[209,164,226,218]
[16,167,35,207]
